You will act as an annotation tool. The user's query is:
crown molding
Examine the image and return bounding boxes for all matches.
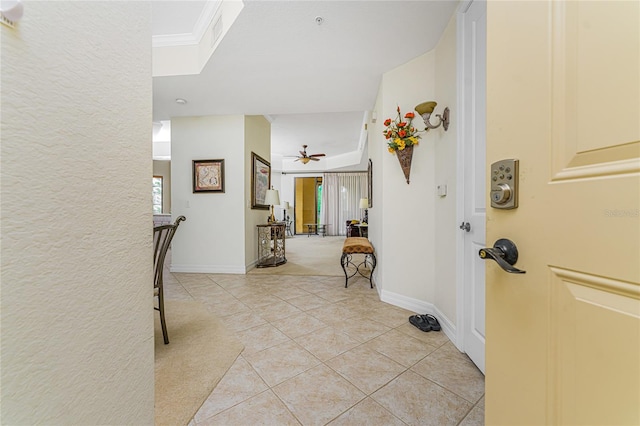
[152,0,223,48]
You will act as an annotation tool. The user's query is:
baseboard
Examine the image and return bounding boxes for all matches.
[170,264,246,274]
[380,289,457,347]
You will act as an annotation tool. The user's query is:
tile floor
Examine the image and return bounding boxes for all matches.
[164,272,485,426]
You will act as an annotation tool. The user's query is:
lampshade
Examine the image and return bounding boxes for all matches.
[265,189,280,206]
[415,101,437,115]
[359,198,369,209]
[282,201,290,210]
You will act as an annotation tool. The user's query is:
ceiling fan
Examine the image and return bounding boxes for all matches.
[292,145,326,164]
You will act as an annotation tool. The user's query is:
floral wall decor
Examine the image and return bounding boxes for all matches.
[383,106,424,184]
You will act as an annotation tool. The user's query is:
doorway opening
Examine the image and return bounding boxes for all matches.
[294,177,322,235]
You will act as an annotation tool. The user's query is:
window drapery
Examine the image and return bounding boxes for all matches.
[320,172,367,236]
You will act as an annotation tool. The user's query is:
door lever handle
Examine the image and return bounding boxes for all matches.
[479,238,526,274]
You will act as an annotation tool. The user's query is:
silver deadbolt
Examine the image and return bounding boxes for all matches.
[479,238,526,274]
[490,159,519,209]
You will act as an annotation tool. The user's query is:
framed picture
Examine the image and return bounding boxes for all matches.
[367,159,373,208]
[251,152,270,209]
[193,159,225,193]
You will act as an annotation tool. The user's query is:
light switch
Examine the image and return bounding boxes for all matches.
[437,184,447,197]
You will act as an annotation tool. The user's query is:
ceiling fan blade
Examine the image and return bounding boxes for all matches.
[309,157,320,161]
[309,154,325,157]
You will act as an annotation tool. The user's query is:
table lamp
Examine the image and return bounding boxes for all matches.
[359,198,369,223]
[282,201,289,221]
[265,188,280,223]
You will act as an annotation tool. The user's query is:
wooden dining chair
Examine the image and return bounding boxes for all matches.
[153,215,186,344]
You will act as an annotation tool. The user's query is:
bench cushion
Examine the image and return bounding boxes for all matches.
[342,237,374,254]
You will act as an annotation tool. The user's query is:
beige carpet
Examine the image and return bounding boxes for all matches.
[249,235,346,276]
[155,300,244,426]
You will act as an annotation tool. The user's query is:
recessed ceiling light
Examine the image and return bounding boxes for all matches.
[315,16,323,25]
[175,98,187,105]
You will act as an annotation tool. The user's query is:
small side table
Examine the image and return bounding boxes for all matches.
[257,223,286,267]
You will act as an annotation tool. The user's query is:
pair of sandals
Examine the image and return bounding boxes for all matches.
[409,314,441,332]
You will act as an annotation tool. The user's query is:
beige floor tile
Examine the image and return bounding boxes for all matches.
[327,397,406,426]
[366,305,416,328]
[459,401,485,426]
[193,357,268,423]
[396,322,451,347]
[271,312,328,339]
[294,327,361,361]
[364,329,437,367]
[220,311,267,333]
[235,323,290,355]
[411,342,485,404]
[286,293,330,311]
[252,300,303,322]
[198,390,301,426]
[273,364,365,426]
[203,298,251,317]
[264,285,313,301]
[325,345,406,394]
[330,317,391,343]
[178,268,486,426]
[306,304,359,325]
[244,340,321,387]
[372,370,472,426]
[313,288,351,303]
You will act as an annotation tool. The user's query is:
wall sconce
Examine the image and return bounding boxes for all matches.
[415,101,450,131]
[264,187,280,223]
[359,198,369,224]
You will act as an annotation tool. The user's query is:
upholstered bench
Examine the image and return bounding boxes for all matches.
[340,237,377,288]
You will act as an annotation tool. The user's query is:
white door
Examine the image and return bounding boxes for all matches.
[485,1,640,424]
[459,0,487,373]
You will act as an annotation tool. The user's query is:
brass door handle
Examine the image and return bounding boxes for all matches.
[479,238,526,274]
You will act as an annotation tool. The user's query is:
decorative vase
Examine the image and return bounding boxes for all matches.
[395,145,414,184]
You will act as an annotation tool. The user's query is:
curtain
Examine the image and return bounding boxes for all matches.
[320,172,367,236]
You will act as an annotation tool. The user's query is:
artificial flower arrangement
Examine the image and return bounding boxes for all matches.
[383,106,423,153]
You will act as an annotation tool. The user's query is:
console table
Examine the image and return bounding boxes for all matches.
[257,223,286,267]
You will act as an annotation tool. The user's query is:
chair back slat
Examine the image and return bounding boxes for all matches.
[153,216,186,290]
[153,215,186,344]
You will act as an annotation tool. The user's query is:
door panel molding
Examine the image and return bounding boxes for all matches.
[549,266,640,424]
[550,0,640,182]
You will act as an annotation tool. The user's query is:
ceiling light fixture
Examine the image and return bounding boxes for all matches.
[315,16,323,25]
[175,98,187,105]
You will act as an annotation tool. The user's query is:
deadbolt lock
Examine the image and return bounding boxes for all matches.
[490,159,519,209]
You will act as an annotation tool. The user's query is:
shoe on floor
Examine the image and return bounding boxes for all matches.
[421,314,441,331]
[409,315,432,332]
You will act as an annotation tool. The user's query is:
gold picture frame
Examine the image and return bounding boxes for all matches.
[251,152,270,209]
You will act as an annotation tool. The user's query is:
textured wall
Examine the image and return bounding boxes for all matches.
[1,2,154,424]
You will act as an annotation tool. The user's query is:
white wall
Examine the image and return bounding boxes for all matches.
[370,13,459,336]
[374,52,438,305]
[1,2,154,424]
[171,115,247,273]
[433,16,459,324]
[170,115,271,273]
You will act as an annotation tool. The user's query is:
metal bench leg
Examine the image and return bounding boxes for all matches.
[367,253,377,288]
[341,252,350,287]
